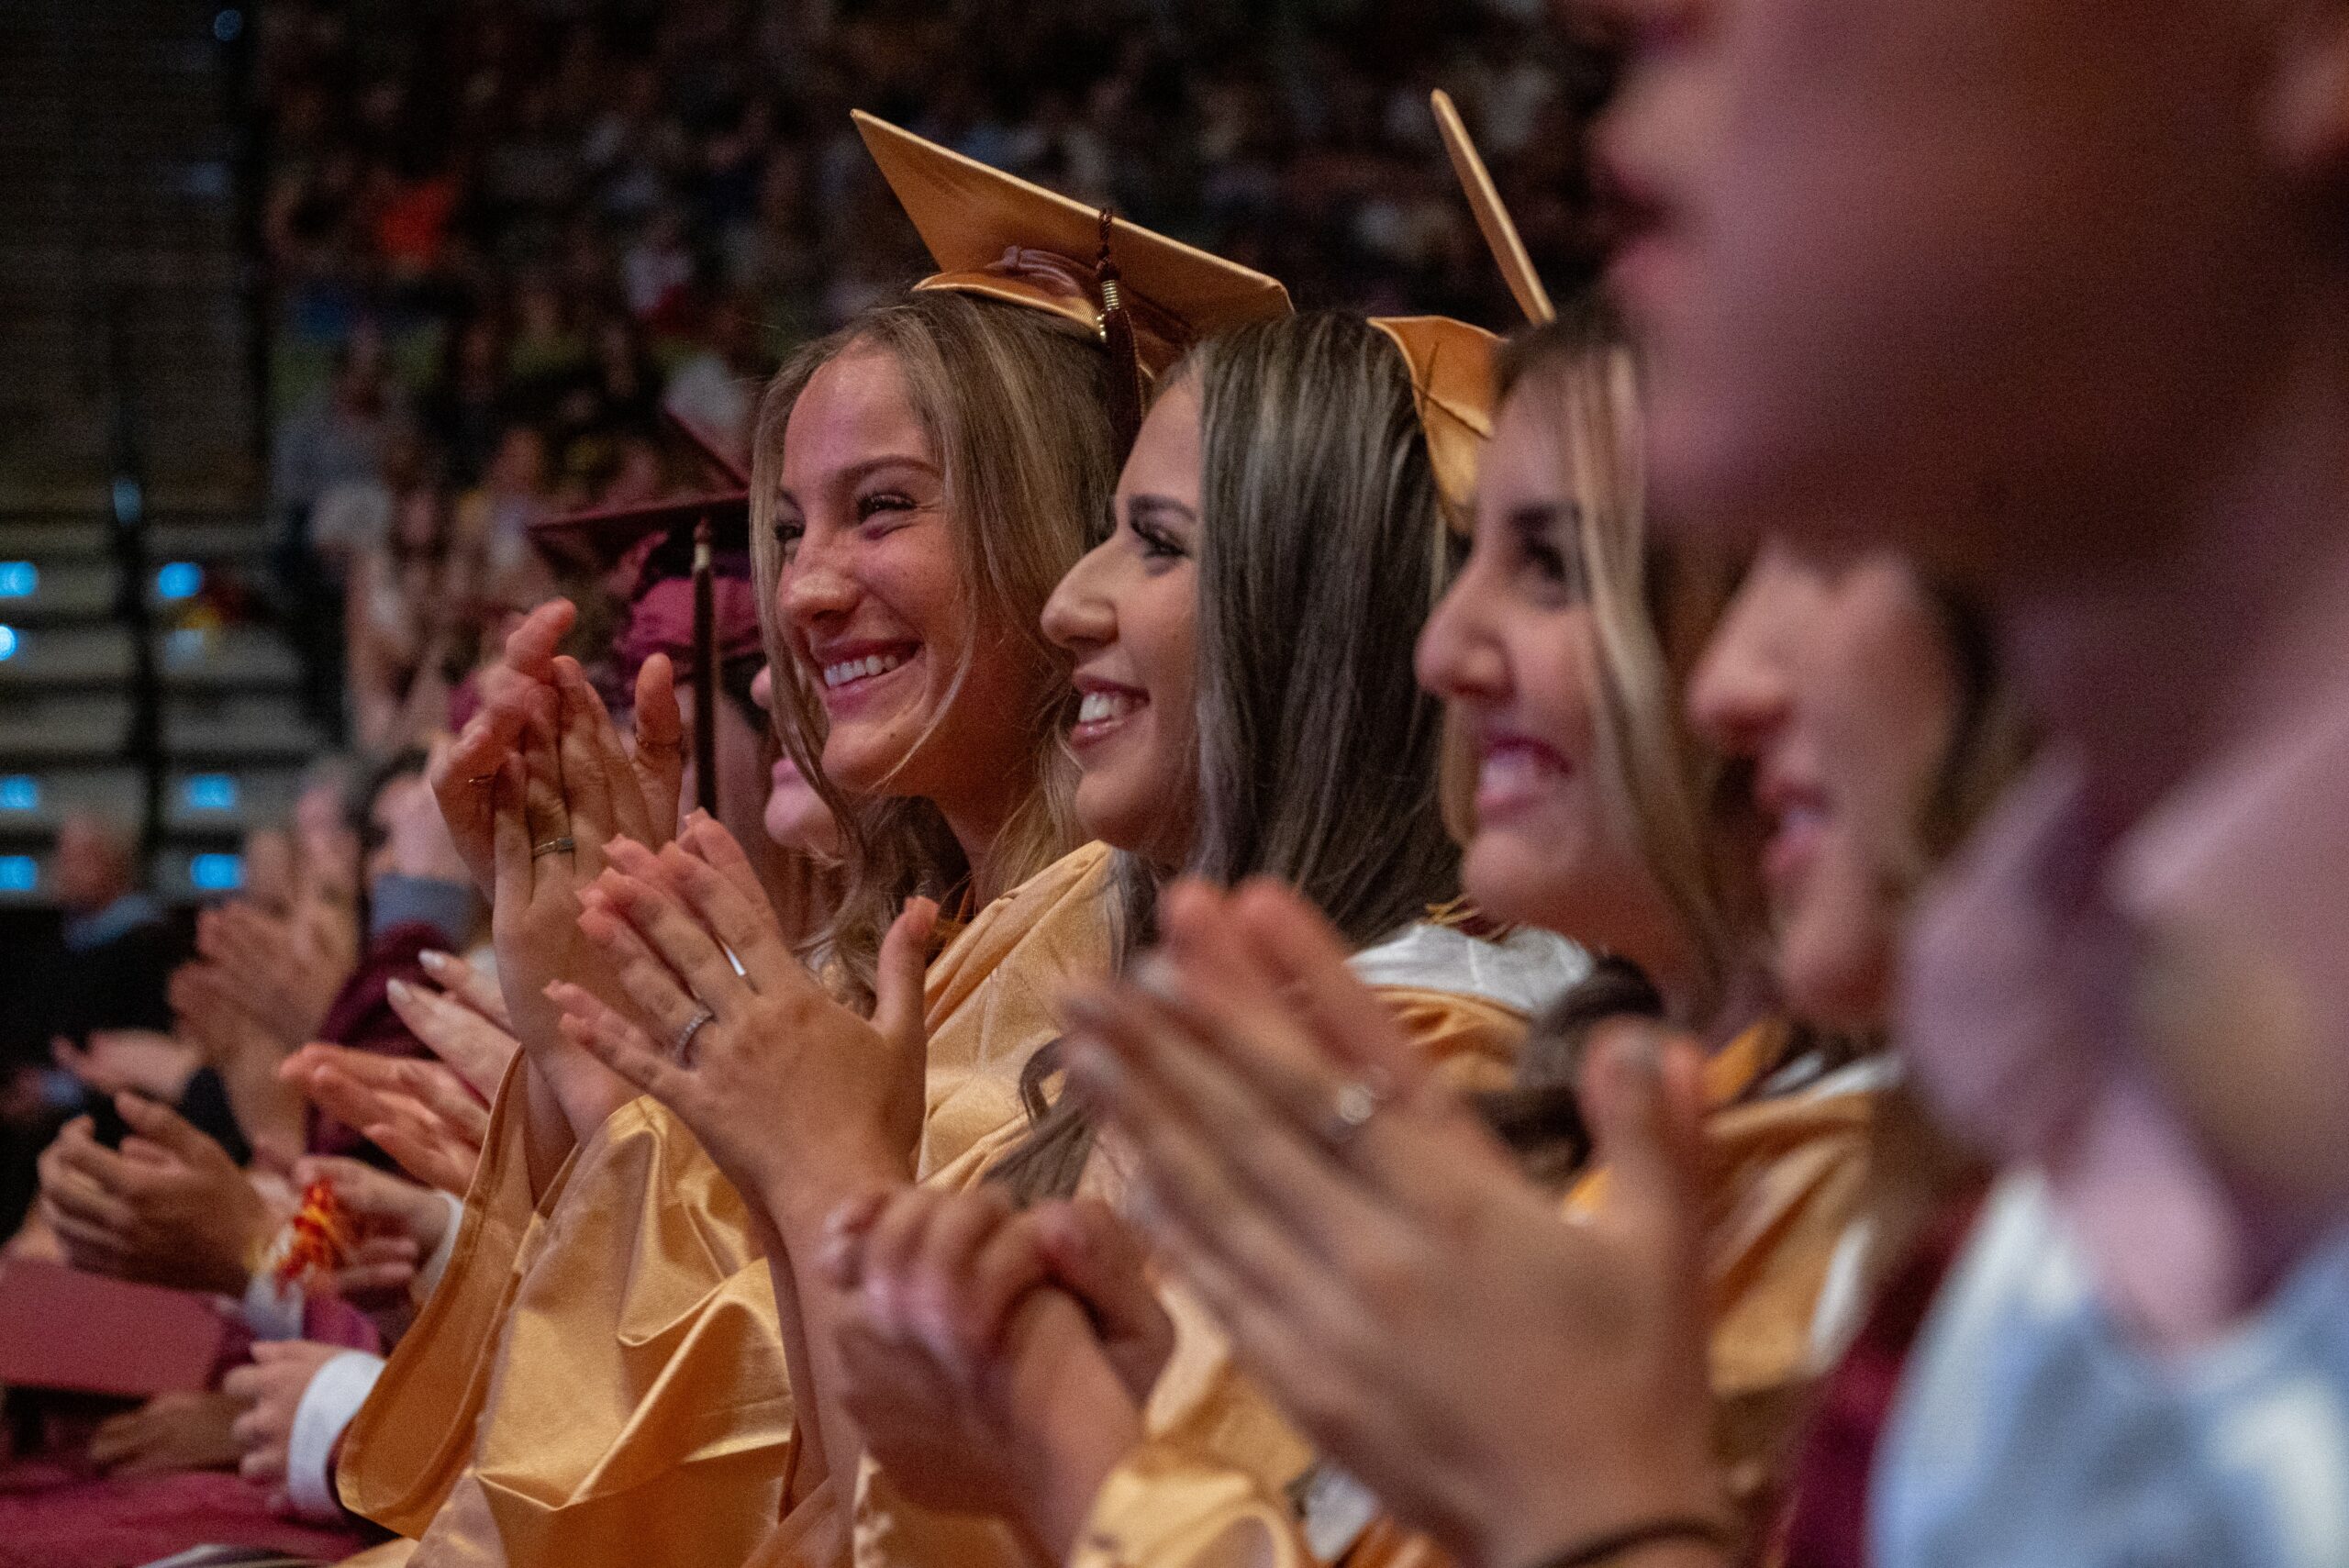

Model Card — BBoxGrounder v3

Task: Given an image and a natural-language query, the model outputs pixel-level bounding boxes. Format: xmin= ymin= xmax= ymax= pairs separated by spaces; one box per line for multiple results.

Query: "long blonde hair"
xmin=1497 ymin=306 xmax=1759 ymax=1043
xmin=747 ymin=292 xmax=1119 ymax=1006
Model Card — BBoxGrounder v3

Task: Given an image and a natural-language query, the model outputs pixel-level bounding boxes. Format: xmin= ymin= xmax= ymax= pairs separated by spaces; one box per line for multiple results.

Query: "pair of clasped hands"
xmin=435 ymin=603 xmax=1731 ymax=1568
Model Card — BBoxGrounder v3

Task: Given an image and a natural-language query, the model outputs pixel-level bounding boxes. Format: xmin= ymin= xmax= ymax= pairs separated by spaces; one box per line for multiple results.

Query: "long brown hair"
xmin=991 ymin=312 xmax=1464 ymax=1201
xmin=747 ymin=292 xmax=1119 ymax=1006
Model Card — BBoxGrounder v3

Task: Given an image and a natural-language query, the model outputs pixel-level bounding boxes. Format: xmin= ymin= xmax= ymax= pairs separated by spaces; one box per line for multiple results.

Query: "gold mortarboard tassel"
xmin=1094 ymin=209 xmax=1146 ymax=457
xmin=1432 ymin=89 xmax=1556 ymax=328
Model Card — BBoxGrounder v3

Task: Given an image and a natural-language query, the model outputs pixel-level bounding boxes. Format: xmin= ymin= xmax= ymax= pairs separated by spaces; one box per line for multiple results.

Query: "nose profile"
xmin=782 ymin=550 xmax=858 ymax=628
xmin=1687 ymin=568 xmax=1796 ymax=761
xmin=1417 ymin=571 xmax=1509 ymax=706
xmin=1041 ymin=538 xmax=1119 ymax=655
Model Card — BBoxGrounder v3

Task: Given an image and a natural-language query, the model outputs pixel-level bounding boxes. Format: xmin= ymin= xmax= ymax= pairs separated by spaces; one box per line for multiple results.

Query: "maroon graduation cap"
xmin=530 ymin=408 xmax=754 ymax=817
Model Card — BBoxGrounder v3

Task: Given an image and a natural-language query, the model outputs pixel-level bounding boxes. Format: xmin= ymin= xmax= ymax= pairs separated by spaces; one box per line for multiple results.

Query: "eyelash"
xmin=1515 ymin=523 xmax=1585 ymax=597
xmin=1131 ymin=518 xmax=1188 ymax=562
xmin=774 ymin=492 xmax=914 ymax=554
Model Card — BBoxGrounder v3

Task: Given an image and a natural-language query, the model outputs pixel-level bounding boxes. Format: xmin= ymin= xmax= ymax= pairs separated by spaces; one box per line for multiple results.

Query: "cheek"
xmin=1131 ymin=583 xmax=1198 ymax=711
xmin=875 ymin=544 xmax=976 ymax=665
xmin=1514 ymin=620 xmax=1603 ymax=768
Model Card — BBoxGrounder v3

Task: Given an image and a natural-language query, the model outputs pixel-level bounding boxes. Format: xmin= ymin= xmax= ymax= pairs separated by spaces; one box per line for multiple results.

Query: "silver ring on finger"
xmin=1315 ymin=1078 xmax=1388 ymax=1153
xmin=530 ymin=836 xmax=576 ymax=860
xmin=673 ymin=1006 xmax=717 ymax=1066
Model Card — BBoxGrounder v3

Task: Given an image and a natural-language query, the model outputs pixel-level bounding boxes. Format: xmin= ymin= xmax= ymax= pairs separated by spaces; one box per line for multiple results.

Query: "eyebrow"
xmin=777 ymin=452 xmax=938 ymax=509
xmin=1505 ymin=499 xmax=1577 ymax=534
xmin=1126 ymin=494 xmax=1198 ymax=528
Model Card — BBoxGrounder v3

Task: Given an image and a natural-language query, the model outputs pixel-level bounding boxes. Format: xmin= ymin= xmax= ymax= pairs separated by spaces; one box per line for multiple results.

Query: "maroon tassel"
xmin=691 ymin=514 xmax=718 ymax=817
xmin=1095 ymin=209 xmax=1144 ymax=458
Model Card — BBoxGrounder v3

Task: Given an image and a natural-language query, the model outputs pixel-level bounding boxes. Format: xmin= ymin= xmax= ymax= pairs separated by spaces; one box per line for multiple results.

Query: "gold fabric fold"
xmin=748 ymin=840 xmax=1120 ymax=1567
xmin=1070 ymin=1023 xmax=1882 ymax=1568
xmin=337 ymin=1054 xmax=793 ymax=1568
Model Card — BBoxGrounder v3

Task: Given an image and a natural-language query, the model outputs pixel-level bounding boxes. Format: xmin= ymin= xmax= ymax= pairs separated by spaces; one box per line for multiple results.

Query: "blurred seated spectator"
xmin=270 ymin=324 xmax=407 ymax=550
xmin=0 ymin=813 xmax=181 ymax=1237
xmin=348 ymin=485 xmax=472 ymax=759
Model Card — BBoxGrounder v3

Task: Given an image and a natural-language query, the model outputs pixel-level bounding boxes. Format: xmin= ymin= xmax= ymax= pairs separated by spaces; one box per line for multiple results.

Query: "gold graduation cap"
xmin=1371 ymin=316 xmax=1500 ymax=528
xmin=853 ymin=109 xmax=1292 ymax=449
xmin=530 ymin=408 xmax=754 ymax=816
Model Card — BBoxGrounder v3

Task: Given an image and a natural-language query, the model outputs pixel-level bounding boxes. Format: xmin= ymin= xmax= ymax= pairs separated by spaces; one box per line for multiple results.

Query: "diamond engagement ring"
xmin=1317 ymin=1078 xmax=1387 ymax=1151
xmin=674 ymin=1006 xmax=718 ymax=1065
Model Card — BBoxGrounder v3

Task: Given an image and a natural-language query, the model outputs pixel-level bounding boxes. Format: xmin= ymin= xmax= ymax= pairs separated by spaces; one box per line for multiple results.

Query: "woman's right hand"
xmin=386 ymin=967 xmax=518 ymax=1099
xmin=281 ymin=1040 xmax=489 ymax=1196
xmin=477 ymin=675 xmax=647 ymax=1140
xmin=548 ymin=818 xmax=937 ymax=1235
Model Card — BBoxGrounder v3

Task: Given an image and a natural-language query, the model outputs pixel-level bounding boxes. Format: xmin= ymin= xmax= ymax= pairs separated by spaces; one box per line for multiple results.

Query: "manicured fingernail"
xmin=1130 ymin=952 xmax=1180 ymax=1002
xmin=417 ymin=950 xmax=451 ymax=974
xmin=1065 ymin=1045 xmax=1119 ymax=1105
xmin=386 ymin=978 xmax=415 ymax=1006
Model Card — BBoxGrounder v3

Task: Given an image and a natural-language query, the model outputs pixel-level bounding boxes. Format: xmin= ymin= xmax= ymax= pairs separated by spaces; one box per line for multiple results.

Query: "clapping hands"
xmin=1062 ymin=880 xmax=1731 ymax=1568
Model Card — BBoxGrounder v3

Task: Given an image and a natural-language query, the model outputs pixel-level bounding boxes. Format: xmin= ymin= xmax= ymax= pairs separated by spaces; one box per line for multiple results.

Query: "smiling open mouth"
xmin=1076 ymin=690 xmax=1142 ymax=726
xmin=821 ymin=649 xmax=912 ymax=691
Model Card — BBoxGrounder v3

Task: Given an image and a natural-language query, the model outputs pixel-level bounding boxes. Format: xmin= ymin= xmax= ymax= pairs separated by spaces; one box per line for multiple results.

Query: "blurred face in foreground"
xmin=1589 ymin=0 xmax=2342 ymax=589
xmin=1689 ymin=544 xmax=1958 ymax=1029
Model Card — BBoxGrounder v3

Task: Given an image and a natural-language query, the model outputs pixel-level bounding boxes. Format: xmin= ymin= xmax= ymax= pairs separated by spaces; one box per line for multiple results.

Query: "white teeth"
xmin=821 ymin=651 xmax=910 ymax=690
xmin=1478 ymin=751 xmax=1553 ymax=794
xmin=1077 ymin=690 xmax=1141 ymax=726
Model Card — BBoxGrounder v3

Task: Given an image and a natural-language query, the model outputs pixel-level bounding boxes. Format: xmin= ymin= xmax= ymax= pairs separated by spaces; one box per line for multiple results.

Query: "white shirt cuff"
xmin=412 ymin=1189 xmax=466 ymax=1305
xmin=239 ymin=1267 xmax=306 ymax=1340
xmin=285 ymin=1351 xmax=386 ymax=1520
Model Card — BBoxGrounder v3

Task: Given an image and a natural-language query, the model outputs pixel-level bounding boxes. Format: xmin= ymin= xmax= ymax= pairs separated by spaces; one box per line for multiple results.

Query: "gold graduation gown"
xmin=338 ymin=840 xmax=1118 ymax=1568
xmin=1068 ymin=1026 xmax=1885 ymax=1568
xmin=834 ymin=926 xmax=1588 ymax=1568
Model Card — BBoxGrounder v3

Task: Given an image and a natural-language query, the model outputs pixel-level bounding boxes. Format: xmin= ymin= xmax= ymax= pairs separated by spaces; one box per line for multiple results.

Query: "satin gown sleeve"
xmin=334 ymin=1050 xmax=796 ymax=1568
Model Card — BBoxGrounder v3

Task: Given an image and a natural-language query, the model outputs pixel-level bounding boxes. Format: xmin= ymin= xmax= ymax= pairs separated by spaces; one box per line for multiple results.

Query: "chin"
xmin=820 ymin=729 xmax=907 ymax=798
xmin=1778 ymin=938 xmax=1891 ymax=1033
xmin=1461 ymin=831 xmax=1572 ymax=933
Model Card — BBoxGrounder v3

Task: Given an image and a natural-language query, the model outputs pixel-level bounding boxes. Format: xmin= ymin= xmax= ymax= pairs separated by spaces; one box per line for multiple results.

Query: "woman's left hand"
xmin=1063 ymin=879 xmax=1730 ymax=1568
xmin=551 ymin=814 xmax=937 ymax=1234
xmin=822 ymin=1185 xmax=1148 ymax=1561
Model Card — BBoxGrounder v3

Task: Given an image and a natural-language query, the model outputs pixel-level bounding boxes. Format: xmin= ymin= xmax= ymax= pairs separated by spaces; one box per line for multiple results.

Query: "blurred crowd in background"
xmin=6 ymin=0 xmax=1613 ymax=1264
xmin=258 ymin=0 xmax=1611 ymax=757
